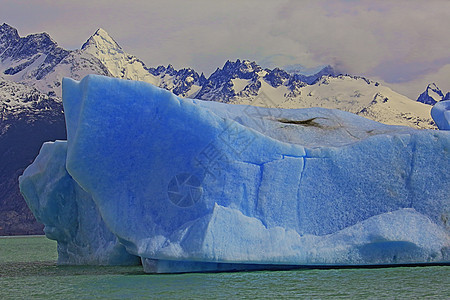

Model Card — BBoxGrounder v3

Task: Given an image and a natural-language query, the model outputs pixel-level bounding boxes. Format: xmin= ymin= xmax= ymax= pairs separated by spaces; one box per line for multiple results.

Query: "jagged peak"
xmin=425 ymin=83 xmax=444 ymax=98
xmin=0 ymin=24 xmax=57 ymax=48
xmin=1 ymin=23 xmax=17 ymax=31
xmin=416 ymin=83 xmax=444 ymax=105
xmin=94 ymin=28 xmax=109 ymax=37
xmin=425 ymin=82 xmax=443 ymax=93
xmin=81 ymin=28 xmax=122 ymax=51
xmin=221 ymin=59 xmax=262 ymax=74
xmin=0 ymin=23 xmax=19 ymax=40
xmin=24 ymin=31 xmax=57 ymax=44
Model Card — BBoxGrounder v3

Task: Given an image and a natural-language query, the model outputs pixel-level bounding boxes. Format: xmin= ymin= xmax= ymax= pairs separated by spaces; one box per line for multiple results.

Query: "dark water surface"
xmin=1 ymin=236 xmax=449 ymax=299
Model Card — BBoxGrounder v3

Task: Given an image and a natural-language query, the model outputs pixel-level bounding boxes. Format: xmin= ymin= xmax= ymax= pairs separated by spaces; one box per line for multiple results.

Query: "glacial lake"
xmin=0 ymin=236 xmax=449 ymax=299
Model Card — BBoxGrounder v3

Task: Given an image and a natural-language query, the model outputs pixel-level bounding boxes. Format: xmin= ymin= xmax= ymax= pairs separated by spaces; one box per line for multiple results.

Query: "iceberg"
xmin=20 ymin=75 xmax=450 ymax=273
xmin=431 ymin=100 xmax=450 ymax=130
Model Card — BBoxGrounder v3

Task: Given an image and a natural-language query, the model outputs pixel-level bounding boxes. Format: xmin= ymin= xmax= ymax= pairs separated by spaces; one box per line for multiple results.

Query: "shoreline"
xmin=0 ymin=234 xmax=46 ymax=238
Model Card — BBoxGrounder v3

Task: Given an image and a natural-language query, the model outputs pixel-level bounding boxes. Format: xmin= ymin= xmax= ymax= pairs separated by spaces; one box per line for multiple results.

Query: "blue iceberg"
xmin=20 ymin=75 xmax=449 ymax=273
xmin=431 ymin=100 xmax=450 ymax=130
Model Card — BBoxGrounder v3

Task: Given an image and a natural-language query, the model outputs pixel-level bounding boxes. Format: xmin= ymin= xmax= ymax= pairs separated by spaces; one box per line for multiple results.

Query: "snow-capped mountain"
xmin=231 ymin=74 xmax=434 ymax=129
xmin=0 ymin=23 xmax=435 ymax=129
xmin=195 ymin=59 xmax=266 ymax=101
xmin=0 ymin=24 xmax=207 ymax=99
xmin=416 ymin=83 xmax=449 ymax=106
xmin=0 ymin=23 xmax=109 ymax=97
xmin=147 ymin=64 xmax=206 ymax=98
xmin=0 ymin=23 xmax=440 ymax=235
xmin=81 ymin=28 xmax=154 ymax=83
xmin=0 ymin=78 xmax=62 ymax=132
xmin=191 ymin=60 xmax=433 ymax=129
xmin=0 ymin=23 xmax=69 ymax=81
xmin=417 ymin=83 xmax=445 ymax=105
xmin=194 ymin=60 xmax=334 ymax=102
xmin=0 ymin=78 xmax=65 ymax=235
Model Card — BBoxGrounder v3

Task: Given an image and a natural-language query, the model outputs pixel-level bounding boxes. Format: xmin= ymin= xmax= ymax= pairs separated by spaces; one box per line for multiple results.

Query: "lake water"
xmin=0 ymin=236 xmax=449 ymax=299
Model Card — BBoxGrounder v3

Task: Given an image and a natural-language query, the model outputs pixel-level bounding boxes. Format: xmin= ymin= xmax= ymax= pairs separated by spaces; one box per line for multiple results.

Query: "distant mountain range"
xmin=0 ymin=23 xmax=445 ymax=235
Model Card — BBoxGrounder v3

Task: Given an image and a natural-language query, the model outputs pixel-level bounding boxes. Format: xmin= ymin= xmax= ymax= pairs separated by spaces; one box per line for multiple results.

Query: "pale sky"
xmin=1 ymin=0 xmax=450 ymax=99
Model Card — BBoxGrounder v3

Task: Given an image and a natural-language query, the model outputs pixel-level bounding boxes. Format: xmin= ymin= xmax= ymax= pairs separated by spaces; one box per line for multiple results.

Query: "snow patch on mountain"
xmin=0 ymin=78 xmax=62 ymax=134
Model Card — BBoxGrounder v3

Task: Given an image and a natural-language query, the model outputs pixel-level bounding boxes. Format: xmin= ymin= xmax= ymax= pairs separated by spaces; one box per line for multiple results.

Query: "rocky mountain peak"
xmin=0 ymin=23 xmax=19 ymax=42
xmin=0 ymin=28 xmax=59 ymax=62
xmin=0 ymin=25 xmax=70 ymax=82
xmin=165 ymin=64 xmax=176 ymax=76
xmin=81 ymin=28 xmax=122 ymax=52
xmin=427 ymin=82 xmax=440 ymax=90
xmin=0 ymin=22 xmax=17 ymax=32
xmin=0 ymin=24 xmax=19 ymax=56
xmin=210 ymin=59 xmax=262 ymax=83
xmin=417 ymin=83 xmax=445 ymax=105
xmin=264 ymin=67 xmax=290 ymax=88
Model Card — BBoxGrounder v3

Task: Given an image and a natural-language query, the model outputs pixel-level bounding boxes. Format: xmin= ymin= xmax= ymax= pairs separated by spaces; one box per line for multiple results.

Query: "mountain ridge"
xmin=1 ymin=24 xmax=436 ymax=128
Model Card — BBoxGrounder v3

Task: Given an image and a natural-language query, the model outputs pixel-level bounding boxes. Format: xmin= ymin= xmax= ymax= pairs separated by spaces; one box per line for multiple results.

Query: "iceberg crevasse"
xmin=20 ymin=75 xmax=450 ymax=273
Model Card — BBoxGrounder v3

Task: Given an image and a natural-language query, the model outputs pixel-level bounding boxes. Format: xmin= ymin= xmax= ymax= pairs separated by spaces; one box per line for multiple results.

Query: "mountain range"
xmin=0 ymin=23 xmax=445 ymax=235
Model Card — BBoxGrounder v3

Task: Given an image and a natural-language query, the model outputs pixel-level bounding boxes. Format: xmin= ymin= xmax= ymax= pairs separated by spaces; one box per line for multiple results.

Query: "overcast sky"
xmin=1 ymin=0 xmax=449 ymax=98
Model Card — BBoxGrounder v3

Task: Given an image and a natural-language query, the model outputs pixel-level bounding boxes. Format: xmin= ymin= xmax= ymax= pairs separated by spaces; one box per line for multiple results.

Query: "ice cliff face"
xmin=19 ymin=141 xmax=139 ymax=265
xmin=19 ymin=75 xmax=450 ymax=273
xmin=431 ymin=100 xmax=450 ymax=130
